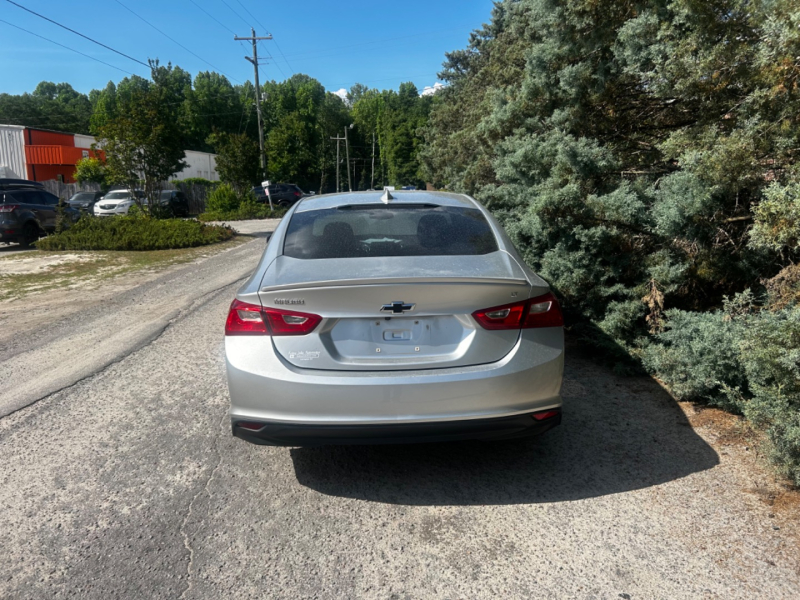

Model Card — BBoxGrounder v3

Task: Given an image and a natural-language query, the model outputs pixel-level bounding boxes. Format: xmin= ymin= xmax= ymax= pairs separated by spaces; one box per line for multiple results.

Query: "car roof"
xmin=0 ymin=178 xmax=45 ymax=191
xmin=293 ymin=190 xmax=476 ymax=213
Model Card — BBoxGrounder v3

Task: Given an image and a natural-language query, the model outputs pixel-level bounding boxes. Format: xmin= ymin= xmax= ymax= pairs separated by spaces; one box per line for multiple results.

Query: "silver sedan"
xmin=225 ymin=190 xmax=564 ymax=446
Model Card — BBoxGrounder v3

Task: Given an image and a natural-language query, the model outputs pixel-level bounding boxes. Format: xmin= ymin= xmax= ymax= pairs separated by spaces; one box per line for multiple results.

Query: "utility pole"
xmin=344 ymin=124 xmax=353 ymax=192
xmin=371 ymin=131 xmax=375 ymax=190
xmin=234 ymin=28 xmax=272 ymax=180
xmin=330 ymin=133 xmax=345 ymax=192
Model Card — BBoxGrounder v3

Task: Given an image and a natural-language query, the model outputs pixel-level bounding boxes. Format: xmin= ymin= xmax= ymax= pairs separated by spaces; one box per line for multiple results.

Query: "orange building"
xmin=0 ymin=125 xmax=104 ymax=183
xmin=23 ymin=128 xmax=104 ymax=183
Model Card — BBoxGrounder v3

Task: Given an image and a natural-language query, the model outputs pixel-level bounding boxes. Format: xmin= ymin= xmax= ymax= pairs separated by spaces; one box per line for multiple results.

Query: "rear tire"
xmin=20 ymin=222 xmax=40 ymax=248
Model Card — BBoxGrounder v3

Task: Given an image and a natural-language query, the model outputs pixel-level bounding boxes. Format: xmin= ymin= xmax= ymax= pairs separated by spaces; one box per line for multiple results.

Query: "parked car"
xmin=68 ymin=191 xmax=104 ymax=213
xmin=93 ymin=189 xmax=146 ymax=216
xmin=225 ymin=190 xmax=564 ymax=446
xmin=157 ymin=190 xmax=190 ymax=217
xmin=251 ymin=183 xmax=305 ymax=207
xmin=0 ymin=179 xmax=79 ymax=246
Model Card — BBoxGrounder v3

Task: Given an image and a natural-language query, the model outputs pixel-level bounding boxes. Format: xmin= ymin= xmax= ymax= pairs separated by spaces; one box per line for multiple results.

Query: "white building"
xmin=173 ymin=150 xmax=219 ymax=181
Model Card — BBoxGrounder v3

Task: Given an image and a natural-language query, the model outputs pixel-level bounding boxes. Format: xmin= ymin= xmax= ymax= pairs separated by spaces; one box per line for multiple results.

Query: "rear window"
xmin=283 ymin=204 xmax=498 ymax=259
xmin=71 ymin=192 xmax=96 ymax=201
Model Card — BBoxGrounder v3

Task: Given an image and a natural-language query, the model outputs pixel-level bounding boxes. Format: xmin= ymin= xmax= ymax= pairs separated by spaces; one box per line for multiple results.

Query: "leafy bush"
xmin=420 ymin=0 xmax=800 ymax=485
xmin=750 ymin=182 xmax=800 ymax=253
xmin=35 ymin=215 xmax=234 ymax=251
xmin=205 ymin=183 xmax=241 ymax=213
xmin=175 ymin=177 xmax=218 ymax=187
xmin=199 ymin=186 xmax=287 ymax=221
xmin=643 ymin=292 xmax=800 ymax=486
xmin=198 ymin=203 xmax=287 ymax=222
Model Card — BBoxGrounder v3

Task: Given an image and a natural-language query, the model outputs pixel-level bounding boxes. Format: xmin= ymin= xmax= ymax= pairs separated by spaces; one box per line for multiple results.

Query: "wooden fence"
xmin=39 ymin=180 xmax=214 ymax=215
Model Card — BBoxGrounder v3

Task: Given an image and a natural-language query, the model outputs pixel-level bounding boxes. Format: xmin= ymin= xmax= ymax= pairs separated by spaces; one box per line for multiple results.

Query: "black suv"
xmin=251 ymin=183 xmax=305 ymax=207
xmin=68 ymin=190 xmax=104 ymax=213
xmin=0 ymin=179 xmax=79 ymax=246
xmin=158 ymin=190 xmax=190 ymax=217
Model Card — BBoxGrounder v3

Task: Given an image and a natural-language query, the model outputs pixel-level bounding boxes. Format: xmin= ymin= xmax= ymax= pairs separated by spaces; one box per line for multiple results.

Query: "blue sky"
xmin=0 ymin=0 xmax=494 ymax=95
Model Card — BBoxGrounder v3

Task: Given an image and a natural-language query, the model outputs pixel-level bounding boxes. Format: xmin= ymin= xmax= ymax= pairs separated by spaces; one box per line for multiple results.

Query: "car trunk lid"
xmin=259 ymin=254 xmax=539 ymax=371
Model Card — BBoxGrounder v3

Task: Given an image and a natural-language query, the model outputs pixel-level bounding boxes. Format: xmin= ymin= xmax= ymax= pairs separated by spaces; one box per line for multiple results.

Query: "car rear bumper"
xmin=233 ymin=409 xmax=561 ymax=446
xmin=0 ymin=228 xmax=21 ymax=242
xmin=226 ymin=328 xmax=564 ymax=444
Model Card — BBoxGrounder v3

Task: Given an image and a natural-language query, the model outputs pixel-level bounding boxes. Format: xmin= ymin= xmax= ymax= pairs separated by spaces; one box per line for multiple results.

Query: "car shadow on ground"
xmin=0 ymin=242 xmax=30 ymax=254
xmin=289 ymin=353 xmax=719 ymax=506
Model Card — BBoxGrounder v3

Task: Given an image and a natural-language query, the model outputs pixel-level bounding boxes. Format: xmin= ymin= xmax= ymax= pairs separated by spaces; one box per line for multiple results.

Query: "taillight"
xmin=0 ymin=204 xmax=19 ymax=212
xmin=225 ymin=299 xmax=321 ymax=336
xmin=472 ymin=292 xmax=563 ymax=330
xmin=262 ymin=307 xmax=322 ymax=335
xmin=294 ymin=191 xmax=301 ymax=197
xmin=225 ymin=299 xmax=268 ymax=335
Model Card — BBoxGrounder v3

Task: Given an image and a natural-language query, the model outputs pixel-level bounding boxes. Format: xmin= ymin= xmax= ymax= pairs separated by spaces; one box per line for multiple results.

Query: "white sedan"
xmin=93 ymin=190 xmax=146 ymax=216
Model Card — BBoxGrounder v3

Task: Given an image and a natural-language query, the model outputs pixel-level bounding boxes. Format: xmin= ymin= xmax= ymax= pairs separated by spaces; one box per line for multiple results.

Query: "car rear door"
xmin=33 ymin=191 xmax=60 ymax=230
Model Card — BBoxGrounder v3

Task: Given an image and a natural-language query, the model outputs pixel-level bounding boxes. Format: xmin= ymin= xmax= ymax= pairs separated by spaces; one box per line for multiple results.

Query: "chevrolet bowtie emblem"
xmin=380 ymin=301 xmax=415 ymax=314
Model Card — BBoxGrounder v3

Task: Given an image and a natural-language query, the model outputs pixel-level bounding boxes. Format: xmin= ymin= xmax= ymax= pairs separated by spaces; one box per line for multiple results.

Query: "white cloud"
xmin=421 ymin=82 xmax=445 ymax=96
xmin=333 ymin=88 xmax=348 ymax=101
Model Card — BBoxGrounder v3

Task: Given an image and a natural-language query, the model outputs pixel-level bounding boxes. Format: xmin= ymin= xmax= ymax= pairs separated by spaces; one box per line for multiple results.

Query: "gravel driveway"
xmin=0 ymin=224 xmax=797 ymax=599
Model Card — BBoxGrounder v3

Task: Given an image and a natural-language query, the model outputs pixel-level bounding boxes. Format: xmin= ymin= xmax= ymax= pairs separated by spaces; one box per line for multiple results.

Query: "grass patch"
xmin=0 ymin=236 xmax=250 ymax=302
xmin=35 ymin=216 xmax=235 ymax=251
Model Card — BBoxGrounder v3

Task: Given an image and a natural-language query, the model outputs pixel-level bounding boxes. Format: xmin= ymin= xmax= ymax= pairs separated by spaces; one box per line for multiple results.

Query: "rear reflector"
xmin=225 ymin=298 xmax=321 ymax=336
xmin=472 ymin=292 xmax=563 ymax=330
xmin=237 ymin=421 xmax=263 ymax=431
xmin=532 ymin=409 xmax=561 ymax=421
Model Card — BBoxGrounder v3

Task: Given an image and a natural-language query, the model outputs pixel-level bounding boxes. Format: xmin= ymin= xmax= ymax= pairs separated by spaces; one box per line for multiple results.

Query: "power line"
xmin=186 ymin=0 xmax=236 ymax=35
xmin=234 ymin=0 xmax=265 ymax=30
xmin=277 ymin=27 xmax=474 ymax=62
xmin=113 ymin=0 xmax=242 ymax=83
xmin=271 ymin=39 xmax=295 ymax=75
xmin=258 ymin=40 xmax=286 ymax=80
xmin=219 ymin=0 xmax=250 ymax=28
xmin=4 ymin=0 xmax=149 ymax=68
xmin=0 ymin=18 xmax=133 ymax=75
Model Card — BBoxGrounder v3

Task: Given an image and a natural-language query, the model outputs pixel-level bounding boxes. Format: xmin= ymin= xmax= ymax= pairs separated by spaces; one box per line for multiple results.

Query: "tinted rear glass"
xmin=283 ymin=205 xmax=498 ymax=259
xmin=71 ymin=192 xmax=96 ymax=201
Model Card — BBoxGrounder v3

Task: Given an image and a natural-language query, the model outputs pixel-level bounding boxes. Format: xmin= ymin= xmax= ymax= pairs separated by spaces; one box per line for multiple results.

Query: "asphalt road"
xmin=1 ymin=231 xmax=798 ymax=599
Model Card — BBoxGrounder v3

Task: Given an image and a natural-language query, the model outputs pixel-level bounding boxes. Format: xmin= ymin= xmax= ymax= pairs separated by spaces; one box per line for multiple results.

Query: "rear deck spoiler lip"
xmin=260 ymin=276 xmax=531 ymax=293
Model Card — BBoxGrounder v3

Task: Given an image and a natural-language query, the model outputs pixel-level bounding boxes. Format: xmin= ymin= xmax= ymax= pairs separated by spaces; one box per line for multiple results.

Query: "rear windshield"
xmin=71 ymin=192 xmax=96 ymax=201
xmin=283 ymin=204 xmax=498 ymax=259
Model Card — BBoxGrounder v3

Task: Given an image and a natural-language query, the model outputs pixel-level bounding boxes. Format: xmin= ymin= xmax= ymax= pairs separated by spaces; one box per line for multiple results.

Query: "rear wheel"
xmin=20 ymin=222 xmax=40 ymax=248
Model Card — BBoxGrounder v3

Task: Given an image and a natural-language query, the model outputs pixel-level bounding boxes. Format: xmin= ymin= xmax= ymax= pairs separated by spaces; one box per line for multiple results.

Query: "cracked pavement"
xmin=1 ymin=224 xmax=798 ymax=599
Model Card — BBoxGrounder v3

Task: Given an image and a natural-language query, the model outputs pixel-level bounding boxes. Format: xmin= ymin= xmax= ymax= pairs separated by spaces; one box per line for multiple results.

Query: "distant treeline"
xmin=0 ymin=72 xmax=434 ymax=193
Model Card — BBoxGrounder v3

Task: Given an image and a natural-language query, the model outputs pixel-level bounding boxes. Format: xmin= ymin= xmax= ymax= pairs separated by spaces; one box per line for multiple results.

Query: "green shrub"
xmin=750 ymin=182 xmax=800 ymax=253
xmin=643 ymin=293 xmax=800 ymax=486
xmin=205 ymin=183 xmax=241 ymax=213
xmin=175 ymin=177 xmax=218 ymax=187
xmin=198 ymin=191 xmax=287 ymax=222
xmin=737 ymin=309 xmax=800 ymax=486
xmin=35 ymin=215 xmax=234 ymax=251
